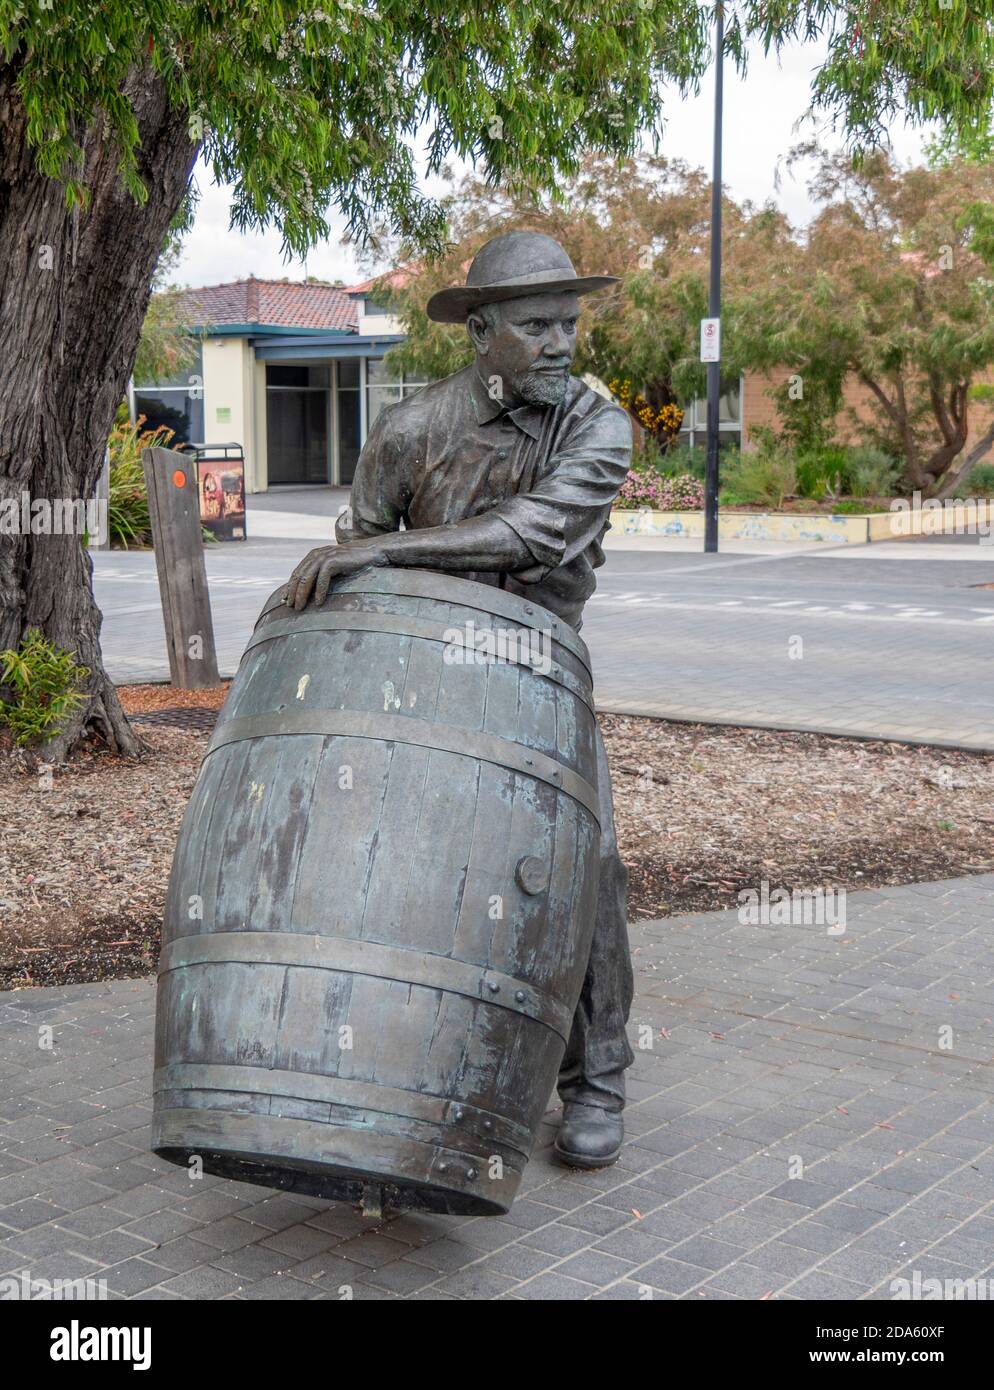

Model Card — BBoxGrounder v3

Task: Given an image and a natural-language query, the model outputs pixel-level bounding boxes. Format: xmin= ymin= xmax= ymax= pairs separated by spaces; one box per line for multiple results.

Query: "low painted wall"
xmin=612 ymin=509 xmax=867 ymax=544
xmin=613 ymin=500 xmax=994 ymax=545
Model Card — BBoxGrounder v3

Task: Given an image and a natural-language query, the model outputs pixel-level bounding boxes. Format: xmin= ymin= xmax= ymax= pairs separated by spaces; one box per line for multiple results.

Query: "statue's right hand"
xmin=284 ymin=541 xmax=388 ymax=610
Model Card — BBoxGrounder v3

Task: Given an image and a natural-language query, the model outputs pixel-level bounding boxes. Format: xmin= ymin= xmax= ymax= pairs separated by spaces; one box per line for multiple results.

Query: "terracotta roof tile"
xmin=178 ymin=277 xmax=358 ymax=332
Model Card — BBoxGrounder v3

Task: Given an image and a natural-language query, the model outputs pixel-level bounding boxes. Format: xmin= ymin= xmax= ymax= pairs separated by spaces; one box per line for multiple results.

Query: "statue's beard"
xmin=515 ymin=364 xmax=570 ymax=407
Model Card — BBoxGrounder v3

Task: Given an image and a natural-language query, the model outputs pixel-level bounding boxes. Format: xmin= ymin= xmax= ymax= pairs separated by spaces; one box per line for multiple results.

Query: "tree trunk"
xmin=0 ymin=61 xmax=198 ymax=759
xmin=921 ymin=377 xmax=969 ymax=497
xmin=858 ymin=371 xmax=923 ymax=489
xmin=935 ymin=415 xmax=994 ymax=499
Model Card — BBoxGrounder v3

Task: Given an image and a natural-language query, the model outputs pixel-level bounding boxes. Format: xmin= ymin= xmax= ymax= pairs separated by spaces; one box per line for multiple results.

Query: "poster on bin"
xmin=197 ymin=453 xmax=246 ymax=540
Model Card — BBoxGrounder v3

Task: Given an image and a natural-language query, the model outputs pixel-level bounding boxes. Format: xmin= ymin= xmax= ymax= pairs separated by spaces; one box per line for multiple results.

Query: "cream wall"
xmin=202 ymin=337 xmax=266 ymax=492
xmin=252 ymin=357 xmax=268 ymax=493
xmin=356 ymin=306 xmax=404 ymax=336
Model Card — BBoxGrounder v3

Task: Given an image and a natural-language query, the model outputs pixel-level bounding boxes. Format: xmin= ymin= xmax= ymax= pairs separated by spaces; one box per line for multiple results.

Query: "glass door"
xmin=336 ymin=360 xmax=362 ymax=485
xmin=265 ymin=364 xmax=330 ymax=483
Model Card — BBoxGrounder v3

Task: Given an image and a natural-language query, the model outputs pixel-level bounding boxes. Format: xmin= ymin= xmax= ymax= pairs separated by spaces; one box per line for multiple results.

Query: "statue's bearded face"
xmin=467 ymin=292 xmax=580 ymax=408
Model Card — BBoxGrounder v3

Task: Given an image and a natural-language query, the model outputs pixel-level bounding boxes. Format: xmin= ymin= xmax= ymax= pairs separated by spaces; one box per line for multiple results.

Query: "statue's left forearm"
xmin=374 ymin=513 xmax=533 ymax=573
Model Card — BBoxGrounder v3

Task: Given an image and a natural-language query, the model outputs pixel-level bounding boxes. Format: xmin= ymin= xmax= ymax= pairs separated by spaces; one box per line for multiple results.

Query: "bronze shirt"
xmin=338 ymin=364 xmax=633 ymax=631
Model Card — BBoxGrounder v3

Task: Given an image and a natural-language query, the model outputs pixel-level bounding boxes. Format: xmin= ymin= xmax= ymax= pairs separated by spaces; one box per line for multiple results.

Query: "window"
xmin=679 ymin=377 xmax=742 ymax=447
xmin=365 ymin=359 xmax=428 ymax=430
xmin=133 ymin=343 xmax=205 ymax=445
xmin=267 ymin=364 xmax=330 ymax=389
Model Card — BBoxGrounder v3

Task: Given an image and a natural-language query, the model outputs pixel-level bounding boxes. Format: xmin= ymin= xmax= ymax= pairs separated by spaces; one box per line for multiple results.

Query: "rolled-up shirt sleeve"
xmin=490 ymin=401 xmax=632 ymax=581
xmin=335 ymin=406 xmax=408 ymax=544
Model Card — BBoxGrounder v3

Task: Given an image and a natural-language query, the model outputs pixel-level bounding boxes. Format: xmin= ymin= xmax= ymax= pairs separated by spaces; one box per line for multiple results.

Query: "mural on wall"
xmin=613 ymin=509 xmax=868 ymax=544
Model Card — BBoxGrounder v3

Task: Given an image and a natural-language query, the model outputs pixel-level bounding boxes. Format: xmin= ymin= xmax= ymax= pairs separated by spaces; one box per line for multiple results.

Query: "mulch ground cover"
xmin=1 ymin=686 xmax=991 ymax=989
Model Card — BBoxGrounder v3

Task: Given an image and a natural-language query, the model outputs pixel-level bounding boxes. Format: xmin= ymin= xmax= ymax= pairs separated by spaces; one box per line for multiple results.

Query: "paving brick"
xmin=786 ymin=1270 xmax=868 ymax=1299
xmin=187 ymin=1216 xmax=268 ymax=1252
xmin=512 ymin=1271 xmax=599 ymax=1300
xmin=359 ymin=1258 xmax=444 ymax=1295
xmin=555 ymin=1250 xmax=635 ymax=1285
xmin=103 ymin=1258 xmax=173 ymax=1296
xmin=635 ymin=1256 xmax=711 ymax=1295
xmin=158 ymin=1265 xmax=248 ymax=1298
xmin=428 ymin=1266 xmax=520 ymax=1299
xmin=519 ymin=1224 xmax=598 ymax=1258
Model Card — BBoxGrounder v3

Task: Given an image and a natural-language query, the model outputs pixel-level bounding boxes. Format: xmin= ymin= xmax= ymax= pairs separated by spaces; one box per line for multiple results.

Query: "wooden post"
xmin=142 ymin=445 xmax=221 ymax=688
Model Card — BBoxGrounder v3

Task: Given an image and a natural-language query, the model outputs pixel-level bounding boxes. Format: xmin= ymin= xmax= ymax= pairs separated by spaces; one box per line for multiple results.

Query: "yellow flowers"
xmin=608 ymin=379 xmax=684 ymax=443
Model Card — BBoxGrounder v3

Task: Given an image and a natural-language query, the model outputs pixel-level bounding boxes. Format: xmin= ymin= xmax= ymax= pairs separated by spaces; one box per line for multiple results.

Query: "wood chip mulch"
xmin=0 ymin=687 xmax=991 ymax=989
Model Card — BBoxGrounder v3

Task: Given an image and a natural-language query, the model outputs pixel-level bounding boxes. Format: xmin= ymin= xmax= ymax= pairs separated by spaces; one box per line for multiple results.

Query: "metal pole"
xmin=704 ymin=2 xmax=724 ymax=553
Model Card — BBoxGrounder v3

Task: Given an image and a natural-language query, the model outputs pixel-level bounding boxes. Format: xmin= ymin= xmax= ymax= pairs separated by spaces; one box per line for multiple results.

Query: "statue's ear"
xmin=466 ymin=309 xmax=489 ymax=355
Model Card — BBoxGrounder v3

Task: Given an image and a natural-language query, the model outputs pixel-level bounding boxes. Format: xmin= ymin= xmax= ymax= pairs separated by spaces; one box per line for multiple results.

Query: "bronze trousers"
xmin=556 ymin=720 xmax=634 ymax=1113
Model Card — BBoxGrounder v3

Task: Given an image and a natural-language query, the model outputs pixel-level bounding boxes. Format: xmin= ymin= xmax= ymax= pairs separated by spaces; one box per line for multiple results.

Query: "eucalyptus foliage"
xmin=3 ymin=2 xmax=992 ymax=260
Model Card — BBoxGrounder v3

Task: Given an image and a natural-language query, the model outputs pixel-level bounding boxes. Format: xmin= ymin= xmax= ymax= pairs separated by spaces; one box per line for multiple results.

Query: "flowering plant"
xmin=615 ymin=470 xmax=704 ymax=511
xmin=608 ymin=379 xmax=684 ymax=447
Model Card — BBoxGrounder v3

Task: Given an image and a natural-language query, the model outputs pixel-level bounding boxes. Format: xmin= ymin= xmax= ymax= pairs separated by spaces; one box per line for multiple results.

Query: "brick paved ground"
xmin=1 ymin=874 xmax=992 ymax=1301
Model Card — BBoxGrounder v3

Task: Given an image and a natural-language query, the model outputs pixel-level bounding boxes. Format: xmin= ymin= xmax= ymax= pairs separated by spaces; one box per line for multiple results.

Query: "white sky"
xmin=174 ymin=36 xmax=934 ymax=291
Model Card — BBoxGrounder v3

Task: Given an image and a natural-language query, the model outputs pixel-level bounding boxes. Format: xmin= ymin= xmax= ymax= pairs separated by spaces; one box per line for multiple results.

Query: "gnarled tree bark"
xmin=0 ymin=60 xmax=198 ymax=759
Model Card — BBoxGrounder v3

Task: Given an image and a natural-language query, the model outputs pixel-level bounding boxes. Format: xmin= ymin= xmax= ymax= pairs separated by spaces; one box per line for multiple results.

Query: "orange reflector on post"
xmin=171 ymin=469 xmax=186 ymax=488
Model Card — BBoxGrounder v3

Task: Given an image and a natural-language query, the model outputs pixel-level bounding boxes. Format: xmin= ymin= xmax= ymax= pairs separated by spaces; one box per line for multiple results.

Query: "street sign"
xmin=700 ymin=317 xmax=721 ymax=362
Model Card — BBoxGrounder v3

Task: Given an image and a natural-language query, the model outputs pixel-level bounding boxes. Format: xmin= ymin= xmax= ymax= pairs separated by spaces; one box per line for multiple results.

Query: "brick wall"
xmin=741 ymin=368 xmax=994 ymax=457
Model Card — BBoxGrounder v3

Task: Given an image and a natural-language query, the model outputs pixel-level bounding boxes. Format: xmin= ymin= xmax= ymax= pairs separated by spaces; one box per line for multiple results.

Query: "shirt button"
xmin=496 ymin=449 xmax=508 ymax=461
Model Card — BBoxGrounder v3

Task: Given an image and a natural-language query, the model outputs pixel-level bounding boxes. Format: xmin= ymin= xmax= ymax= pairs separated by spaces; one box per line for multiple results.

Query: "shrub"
xmin=658 ymin=441 xmax=707 ymax=480
xmin=965 ymin=462 xmax=994 ymax=496
xmin=795 ymin=448 xmax=843 ymax=499
xmin=794 ymin=454 xmax=831 ymax=501
xmin=846 ymin=446 xmax=902 ymax=499
xmin=0 ymin=628 xmax=89 ymax=748
xmin=609 ymin=380 xmax=684 ymax=451
xmin=107 ymin=415 xmax=177 ymax=549
xmin=721 ymin=445 xmax=797 ymax=509
xmin=616 ymin=470 xmax=704 ymax=511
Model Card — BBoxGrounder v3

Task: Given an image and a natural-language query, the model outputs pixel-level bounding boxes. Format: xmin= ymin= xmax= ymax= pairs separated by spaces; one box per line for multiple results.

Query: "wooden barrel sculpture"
xmin=152 ymin=568 xmax=601 ymax=1215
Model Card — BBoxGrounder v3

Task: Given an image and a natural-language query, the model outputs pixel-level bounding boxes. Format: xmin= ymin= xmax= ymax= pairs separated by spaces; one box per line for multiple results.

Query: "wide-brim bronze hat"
xmin=426 ymin=230 xmax=618 ymax=324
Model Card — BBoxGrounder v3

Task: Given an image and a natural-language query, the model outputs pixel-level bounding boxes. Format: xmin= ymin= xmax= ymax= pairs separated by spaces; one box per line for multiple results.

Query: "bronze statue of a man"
xmin=286 ymin=230 xmax=634 ymax=1167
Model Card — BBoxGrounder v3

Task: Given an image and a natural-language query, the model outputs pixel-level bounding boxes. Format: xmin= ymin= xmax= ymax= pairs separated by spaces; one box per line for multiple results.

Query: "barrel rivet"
xmin=483 ymin=1119 xmax=493 ymax=1132
xmin=514 ymin=989 xmax=526 ymax=1003
xmin=524 ymin=606 xmax=534 ymax=615
xmin=466 ymin=1167 xmax=478 ymax=1181
xmin=438 ymin=1162 xmax=448 ymax=1173
xmin=453 ymin=1107 xmax=465 ymax=1121
xmin=487 ymin=980 xmax=500 ymax=993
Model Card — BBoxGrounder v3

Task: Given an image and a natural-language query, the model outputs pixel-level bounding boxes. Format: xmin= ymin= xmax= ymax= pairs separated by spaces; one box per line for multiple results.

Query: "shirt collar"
xmin=468 ymin=366 xmax=544 ymax=441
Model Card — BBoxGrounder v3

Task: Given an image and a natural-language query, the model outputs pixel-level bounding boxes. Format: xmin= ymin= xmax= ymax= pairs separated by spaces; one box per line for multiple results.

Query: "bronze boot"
xmin=554 ymin=1102 xmax=624 ymax=1169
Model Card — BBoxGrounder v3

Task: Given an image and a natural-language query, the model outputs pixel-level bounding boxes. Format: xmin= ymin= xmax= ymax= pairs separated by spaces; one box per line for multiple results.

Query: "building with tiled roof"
xmin=134 ymin=276 xmax=414 ymax=491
